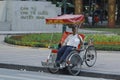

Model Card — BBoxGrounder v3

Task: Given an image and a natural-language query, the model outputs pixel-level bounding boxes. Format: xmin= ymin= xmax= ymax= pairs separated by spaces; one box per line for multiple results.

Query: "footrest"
xmin=41 ymin=61 xmax=54 ymax=68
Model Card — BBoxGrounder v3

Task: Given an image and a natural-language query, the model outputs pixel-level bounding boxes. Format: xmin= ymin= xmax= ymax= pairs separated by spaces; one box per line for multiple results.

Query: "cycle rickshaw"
xmin=41 ymin=14 xmax=97 ymax=76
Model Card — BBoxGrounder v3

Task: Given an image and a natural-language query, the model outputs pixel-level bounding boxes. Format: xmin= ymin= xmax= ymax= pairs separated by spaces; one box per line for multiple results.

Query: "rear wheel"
xmin=47 ymin=67 xmax=59 ymax=74
xmin=47 ymin=53 xmax=59 ymax=74
xmin=85 ymin=46 xmax=97 ymax=67
xmin=66 ymin=51 xmax=82 ymax=76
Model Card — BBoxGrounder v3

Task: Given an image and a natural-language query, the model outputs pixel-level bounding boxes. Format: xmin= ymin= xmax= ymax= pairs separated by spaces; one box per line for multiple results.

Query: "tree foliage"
xmin=47 ymin=0 xmax=120 ymax=26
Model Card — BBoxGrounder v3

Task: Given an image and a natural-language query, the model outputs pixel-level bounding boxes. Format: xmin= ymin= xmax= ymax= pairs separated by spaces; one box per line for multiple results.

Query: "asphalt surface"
xmin=0 ymin=35 xmax=120 ymax=79
xmin=0 ymin=68 xmax=113 ymax=80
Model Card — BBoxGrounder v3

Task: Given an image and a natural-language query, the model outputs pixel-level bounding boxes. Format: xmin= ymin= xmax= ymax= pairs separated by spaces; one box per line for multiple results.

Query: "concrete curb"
xmin=0 ymin=63 xmax=120 ymax=79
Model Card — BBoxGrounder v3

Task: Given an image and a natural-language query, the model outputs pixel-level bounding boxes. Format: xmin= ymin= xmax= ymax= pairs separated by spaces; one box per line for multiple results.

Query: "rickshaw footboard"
xmin=41 ymin=61 xmax=55 ymax=68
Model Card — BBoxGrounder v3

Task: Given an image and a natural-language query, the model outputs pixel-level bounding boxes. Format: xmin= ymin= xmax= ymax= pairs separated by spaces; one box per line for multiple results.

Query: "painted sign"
xmin=10 ymin=1 xmax=62 ymax=31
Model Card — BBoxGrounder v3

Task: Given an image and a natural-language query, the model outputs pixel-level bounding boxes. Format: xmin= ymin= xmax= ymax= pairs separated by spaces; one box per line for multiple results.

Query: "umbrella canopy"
xmin=46 ymin=14 xmax=85 ymax=24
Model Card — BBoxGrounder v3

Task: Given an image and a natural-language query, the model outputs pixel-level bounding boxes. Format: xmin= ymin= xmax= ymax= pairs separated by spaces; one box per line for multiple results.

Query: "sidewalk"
xmin=0 ymin=35 xmax=120 ymax=79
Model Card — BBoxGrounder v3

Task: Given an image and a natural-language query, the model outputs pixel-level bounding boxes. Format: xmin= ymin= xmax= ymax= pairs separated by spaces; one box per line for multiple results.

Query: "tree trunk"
xmin=116 ymin=0 xmax=120 ymax=25
xmin=75 ymin=0 xmax=83 ymax=14
xmin=108 ymin=0 xmax=116 ymax=28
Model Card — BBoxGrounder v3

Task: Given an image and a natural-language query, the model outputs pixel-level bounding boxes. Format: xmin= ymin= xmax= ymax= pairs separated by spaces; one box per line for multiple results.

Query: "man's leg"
xmin=55 ymin=46 xmax=67 ymax=62
xmin=60 ymin=46 xmax=73 ymax=63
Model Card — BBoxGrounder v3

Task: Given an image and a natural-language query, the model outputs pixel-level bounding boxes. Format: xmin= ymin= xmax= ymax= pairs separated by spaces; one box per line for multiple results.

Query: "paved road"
xmin=0 ymin=35 xmax=49 ymax=67
xmin=0 ymin=35 xmax=120 ymax=79
xmin=0 ymin=68 xmax=113 ymax=80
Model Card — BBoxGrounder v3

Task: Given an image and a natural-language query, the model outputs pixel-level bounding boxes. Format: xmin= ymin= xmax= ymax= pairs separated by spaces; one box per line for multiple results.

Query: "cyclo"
xmin=41 ymin=14 xmax=97 ymax=76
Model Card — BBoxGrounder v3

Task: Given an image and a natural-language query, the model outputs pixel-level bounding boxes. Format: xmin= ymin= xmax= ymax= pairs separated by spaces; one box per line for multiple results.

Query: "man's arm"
xmin=78 ymin=35 xmax=84 ymax=44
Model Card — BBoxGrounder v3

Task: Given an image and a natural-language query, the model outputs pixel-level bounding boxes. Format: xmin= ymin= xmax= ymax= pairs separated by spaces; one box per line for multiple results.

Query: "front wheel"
xmin=67 ymin=51 xmax=82 ymax=76
xmin=85 ymin=46 xmax=97 ymax=67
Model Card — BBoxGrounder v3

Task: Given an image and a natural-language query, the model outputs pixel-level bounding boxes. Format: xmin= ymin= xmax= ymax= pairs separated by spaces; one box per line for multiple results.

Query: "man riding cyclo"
xmin=42 ymin=14 xmax=97 ymax=76
xmin=55 ymin=25 xmax=84 ymax=67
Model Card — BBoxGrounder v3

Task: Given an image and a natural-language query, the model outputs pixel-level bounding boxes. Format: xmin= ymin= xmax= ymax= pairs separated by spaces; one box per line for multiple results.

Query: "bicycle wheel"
xmin=85 ymin=46 xmax=97 ymax=67
xmin=47 ymin=53 xmax=59 ymax=74
xmin=67 ymin=51 xmax=82 ymax=76
xmin=47 ymin=67 xmax=59 ymax=74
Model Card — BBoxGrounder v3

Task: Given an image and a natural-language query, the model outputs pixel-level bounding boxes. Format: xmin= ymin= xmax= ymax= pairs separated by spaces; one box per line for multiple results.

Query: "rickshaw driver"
xmin=55 ymin=25 xmax=83 ymax=67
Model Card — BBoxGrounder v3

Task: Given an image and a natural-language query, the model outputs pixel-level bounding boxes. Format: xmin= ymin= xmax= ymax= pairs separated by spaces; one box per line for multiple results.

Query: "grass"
xmin=88 ymin=34 xmax=120 ymax=51
xmin=4 ymin=33 xmax=62 ymax=48
xmin=4 ymin=31 xmax=120 ymax=51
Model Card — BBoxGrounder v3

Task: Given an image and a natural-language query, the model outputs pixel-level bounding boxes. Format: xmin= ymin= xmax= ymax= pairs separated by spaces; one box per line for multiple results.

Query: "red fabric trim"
xmin=46 ymin=14 xmax=85 ymax=24
xmin=51 ymin=49 xmax=58 ymax=53
xmin=60 ymin=32 xmax=72 ymax=44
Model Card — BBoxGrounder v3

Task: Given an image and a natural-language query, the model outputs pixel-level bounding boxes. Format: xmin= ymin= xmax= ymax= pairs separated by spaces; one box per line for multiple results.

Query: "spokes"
xmin=86 ymin=50 xmax=95 ymax=61
xmin=68 ymin=61 xmax=81 ymax=75
xmin=85 ymin=46 xmax=97 ymax=67
xmin=67 ymin=53 xmax=82 ymax=76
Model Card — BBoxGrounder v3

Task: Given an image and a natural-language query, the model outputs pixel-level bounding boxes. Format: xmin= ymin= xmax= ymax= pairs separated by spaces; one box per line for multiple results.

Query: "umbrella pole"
xmin=48 ymin=32 xmax=54 ymax=49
